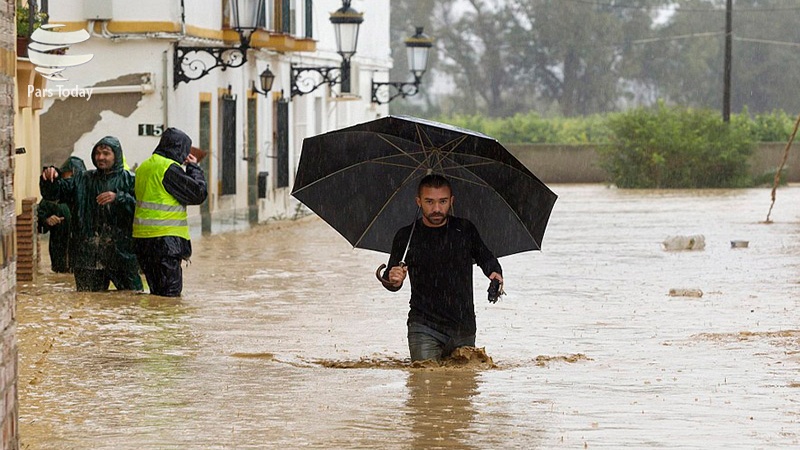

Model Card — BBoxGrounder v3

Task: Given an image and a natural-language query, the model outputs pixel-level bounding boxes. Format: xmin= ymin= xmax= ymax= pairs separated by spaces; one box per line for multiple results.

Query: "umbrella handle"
xmin=375 ymin=263 xmax=402 ymax=289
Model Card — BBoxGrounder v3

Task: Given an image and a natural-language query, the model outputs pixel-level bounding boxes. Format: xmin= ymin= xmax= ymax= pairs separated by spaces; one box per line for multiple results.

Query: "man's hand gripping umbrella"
xmin=375 ymin=207 xmax=418 ymax=290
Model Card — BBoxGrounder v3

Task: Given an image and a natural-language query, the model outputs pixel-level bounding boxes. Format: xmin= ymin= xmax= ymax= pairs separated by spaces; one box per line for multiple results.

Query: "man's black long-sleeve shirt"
xmin=384 ymin=216 xmax=502 ymax=338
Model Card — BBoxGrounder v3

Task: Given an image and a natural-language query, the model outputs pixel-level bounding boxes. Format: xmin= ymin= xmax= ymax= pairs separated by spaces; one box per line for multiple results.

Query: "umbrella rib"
xmin=294 ymin=136 xmax=425 ymax=194
xmin=351 ymin=167 xmax=426 ymax=249
xmin=376 ymin=135 xmax=425 ymax=163
xmin=414 ymin=124 xmax=436 ymax=149
xmin=435 ymin=151 xmax=546 ymax=249
xmin=353 ymin=135 xmax=474 ymax=248
xmin=295 ymin=151 xmax=462 ymax=194
xmin=296 ymin=123 xmax=552 ymax=253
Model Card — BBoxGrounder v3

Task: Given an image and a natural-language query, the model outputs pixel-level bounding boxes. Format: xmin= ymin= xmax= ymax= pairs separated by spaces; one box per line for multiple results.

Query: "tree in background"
xmin=389 ymin=0 xmax=539 ymax=117
xmin=513 ymin=0 xmax=662 ymax=116
xmin=390 ymin=0 xmax=800 ymax=118
xmin=642 ymin=0 xmax=800 ymax=115
xmin=433 ymin=0 xmax=540 ymax=117
xmin=390 ymin=0 xmax=666 ymax=117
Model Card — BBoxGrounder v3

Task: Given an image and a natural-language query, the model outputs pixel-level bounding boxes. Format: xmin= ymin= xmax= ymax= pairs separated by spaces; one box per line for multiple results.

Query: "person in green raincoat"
xmin=37 ymin=156 xmax=87 ymax=273
xmin=40 ymin=137 xmax=143 ymax=292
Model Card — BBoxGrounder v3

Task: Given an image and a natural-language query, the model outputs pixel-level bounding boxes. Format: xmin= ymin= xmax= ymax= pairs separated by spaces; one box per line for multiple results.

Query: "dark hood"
xmin=91 ymin=136 xmax=125 ymax=172
xmin=153 ymin=127 xmax=192 ymax=163
xmin=60 ymin=156 xmax=86 ymax=174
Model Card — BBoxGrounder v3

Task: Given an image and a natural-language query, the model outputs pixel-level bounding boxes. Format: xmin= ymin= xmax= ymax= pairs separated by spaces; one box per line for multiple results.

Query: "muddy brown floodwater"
xmin=17 ymin=184 xmax=800 ymax=449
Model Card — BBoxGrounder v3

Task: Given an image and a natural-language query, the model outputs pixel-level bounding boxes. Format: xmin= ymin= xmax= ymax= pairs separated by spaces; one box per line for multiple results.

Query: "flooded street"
xmin=18 ymin=184 xmax=800 ymax=449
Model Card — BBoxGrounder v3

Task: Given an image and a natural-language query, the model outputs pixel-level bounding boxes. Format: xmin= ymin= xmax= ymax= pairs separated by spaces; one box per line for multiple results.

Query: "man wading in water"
xmin=380 ymin=174 xmax=503 ymax=362
xmin=40 ymin=137 xmax=142 ymax=291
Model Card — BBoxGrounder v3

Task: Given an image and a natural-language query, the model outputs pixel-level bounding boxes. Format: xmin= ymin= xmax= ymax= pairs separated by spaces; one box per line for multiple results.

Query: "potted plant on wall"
xmin=16 ymin=1 xmax=47 ymax=57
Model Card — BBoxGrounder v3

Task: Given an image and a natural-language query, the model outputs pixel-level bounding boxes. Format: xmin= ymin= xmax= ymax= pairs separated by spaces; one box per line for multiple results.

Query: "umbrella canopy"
xmin=291 ymin=115 xmax=557 ymax=258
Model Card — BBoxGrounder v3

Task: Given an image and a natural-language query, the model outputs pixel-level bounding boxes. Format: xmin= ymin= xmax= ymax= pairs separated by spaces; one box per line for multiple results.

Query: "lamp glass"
xmin=407 ymin=46 xmax=430 ymax=79
xmin=405 ymin=27 xmax=433 ymax=79
xmin=334 ymin=23 xmax=360 ymax=57
xmin=330 ymin=2 xmax=363 ymax=59
xmin=260 ymin=67 xmax=275 ymax=93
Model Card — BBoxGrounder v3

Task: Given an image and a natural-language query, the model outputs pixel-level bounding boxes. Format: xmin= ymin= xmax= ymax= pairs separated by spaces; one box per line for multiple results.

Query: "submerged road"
xmin=18 ymin=184 xmax=800 ymax=449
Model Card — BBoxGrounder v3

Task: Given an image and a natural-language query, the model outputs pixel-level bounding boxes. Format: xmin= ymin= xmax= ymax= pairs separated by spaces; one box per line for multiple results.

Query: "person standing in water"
xmin=37 ymin=156 xmax=87 ymax=273
xmin=40 ymin=137 xmax=142 ymax=291
xmin=133 ymin=127 xmax=207 ymax=297
xmin=380 ymin=174 xmax=503 ymax=362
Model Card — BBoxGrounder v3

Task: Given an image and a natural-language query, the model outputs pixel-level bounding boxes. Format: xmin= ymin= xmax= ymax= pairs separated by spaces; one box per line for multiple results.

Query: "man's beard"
xmin=425 ymin=212 xmax=447 ymax=225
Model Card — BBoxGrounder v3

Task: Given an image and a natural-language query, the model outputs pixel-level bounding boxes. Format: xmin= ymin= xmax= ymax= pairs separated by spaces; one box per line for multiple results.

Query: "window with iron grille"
xmin=275 ymin=98 xmax=289 ymax=188
xmin=199 ymin=99 xmax=212 ymax=235
xmin=221 ymin=95 xmax=237 ymax=195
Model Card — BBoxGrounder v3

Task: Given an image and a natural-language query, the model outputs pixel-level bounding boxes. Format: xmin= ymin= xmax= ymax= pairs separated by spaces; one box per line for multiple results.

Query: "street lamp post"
xmin=173 ymin=0 xmax=262 ymax=87
xmin=251 ymin=66 xmax=276 ymax=97
xmin=290 ymin=1 xmax=363 ymax=98
xmin=371 ymin=27 xmax=433 ymax=105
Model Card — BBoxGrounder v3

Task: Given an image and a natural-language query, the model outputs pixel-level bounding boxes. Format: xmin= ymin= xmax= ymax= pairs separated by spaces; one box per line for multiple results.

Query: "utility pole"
xmin=723 ymin=0 xmax=732 ymax=122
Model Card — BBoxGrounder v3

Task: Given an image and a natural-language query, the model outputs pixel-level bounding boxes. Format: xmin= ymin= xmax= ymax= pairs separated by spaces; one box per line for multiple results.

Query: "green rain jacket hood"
xmin=40 ymin=136 xmax=140 ymax=278
xmin=91 ymin=135 xmax=126 ymax=173
xmin=59 ymin=156 xmax=87 ymax=175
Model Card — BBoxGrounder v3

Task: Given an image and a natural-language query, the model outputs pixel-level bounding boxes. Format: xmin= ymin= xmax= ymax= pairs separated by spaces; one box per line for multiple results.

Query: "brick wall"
xmin=15 ymin=199 xmax=35 ymax=283
xmin=0 ymin=0 xmax=18 ymax=448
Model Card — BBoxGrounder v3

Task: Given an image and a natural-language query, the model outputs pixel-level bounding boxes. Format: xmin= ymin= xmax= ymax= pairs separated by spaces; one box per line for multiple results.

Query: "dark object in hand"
xmin=488 ymin=278 xmax=503 ymax=303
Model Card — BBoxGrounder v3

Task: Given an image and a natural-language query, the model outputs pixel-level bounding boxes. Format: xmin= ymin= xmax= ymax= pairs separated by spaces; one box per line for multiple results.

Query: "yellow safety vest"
xmin=133 ymin=154 xmax=190 ymax=239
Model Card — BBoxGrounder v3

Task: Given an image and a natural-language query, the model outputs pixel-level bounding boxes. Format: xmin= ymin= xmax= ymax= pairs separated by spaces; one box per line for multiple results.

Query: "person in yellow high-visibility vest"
xmin=133 ymin=128 xmax=207 ymax=296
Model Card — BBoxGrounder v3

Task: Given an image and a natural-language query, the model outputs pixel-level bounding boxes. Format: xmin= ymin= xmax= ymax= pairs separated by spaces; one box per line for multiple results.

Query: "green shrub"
xmin=751 ymin=168 xmax=788 ymax=187
xmin=746 ymin=109 xmax=794 ymax=142
xmin=435 ymin=107 xmax=796 ymax=188
xmin=599 ymin=102 xmax=755 ymax=188
xmin=16 ymin=1 xmax=47 ymax=37
xmin=438 ymin=112 xmax=612 ymax=144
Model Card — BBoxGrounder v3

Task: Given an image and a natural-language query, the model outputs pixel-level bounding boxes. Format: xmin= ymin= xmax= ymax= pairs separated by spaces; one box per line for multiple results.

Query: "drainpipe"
xmin=163 ymin=50 xmax=169 ymax=128
xmin=53 ymin=76 xmax=156 ymax=98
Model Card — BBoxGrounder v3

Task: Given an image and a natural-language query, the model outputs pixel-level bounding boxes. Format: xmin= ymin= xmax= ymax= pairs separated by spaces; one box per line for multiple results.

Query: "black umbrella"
xmin=291 ymin=115 xmax=557 ymax=259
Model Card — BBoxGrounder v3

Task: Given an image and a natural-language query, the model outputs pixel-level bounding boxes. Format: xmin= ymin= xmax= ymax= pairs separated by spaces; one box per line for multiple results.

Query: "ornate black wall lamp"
xmin=174 ymin=0 xmax=265 ymax=87
xmin=371 ymin=27 xmax=433 ymax=105
xmin=290 ymin=1 xmax=363 ymax=98
xmin=251 ymin=66 xmax=275 ymax=96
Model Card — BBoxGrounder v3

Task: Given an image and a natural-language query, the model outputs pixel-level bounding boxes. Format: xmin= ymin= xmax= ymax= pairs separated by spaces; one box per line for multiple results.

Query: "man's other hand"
xmin=96 ymin=191 xmax=117 ymax=205
xmin=41 ymin=167 xmax=59 ymax=182
xmin=45 ymin=215 xmax=63 ymax=227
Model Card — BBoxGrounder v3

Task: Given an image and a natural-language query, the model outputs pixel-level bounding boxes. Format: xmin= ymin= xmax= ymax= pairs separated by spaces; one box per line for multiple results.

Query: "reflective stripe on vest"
xmin=133 ymin=154 xmax=190 ymax=239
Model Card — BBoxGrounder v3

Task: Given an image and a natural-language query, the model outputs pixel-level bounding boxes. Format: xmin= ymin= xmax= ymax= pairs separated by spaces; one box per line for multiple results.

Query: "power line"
xmin=734 ymin=36 xmax=800 ymax=48
xmin=629 ymin=32 xmax=800 ymax=48
xmin=558 ymin=0 xmax=800 ymax=14
xmin=630 ymin=31 xmax=723 ymax=44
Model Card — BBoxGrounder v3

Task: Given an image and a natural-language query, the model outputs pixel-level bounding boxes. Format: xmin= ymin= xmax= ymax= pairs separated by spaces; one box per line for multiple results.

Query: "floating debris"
xmin=230 ymin=352 xmax=275 ymax=360
xmin=662 ymin=235 xmax=706 ymax=251
xmin=669 ymin=288 xmax=703 ymax=298
xmin=535 ymin=353 xmax=592 ymax=367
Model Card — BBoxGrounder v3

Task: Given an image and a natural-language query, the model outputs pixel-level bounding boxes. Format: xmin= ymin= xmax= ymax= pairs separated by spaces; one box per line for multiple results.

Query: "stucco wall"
xmin=507 ymin=143 xmax=800 ymax=184
xmin=747 ymin=142 xmax=800 ymax=182
xmin=507 ymin=144 xmax=607 ymax=184
xmin=1 ymin=0 xmax=19 ymax=448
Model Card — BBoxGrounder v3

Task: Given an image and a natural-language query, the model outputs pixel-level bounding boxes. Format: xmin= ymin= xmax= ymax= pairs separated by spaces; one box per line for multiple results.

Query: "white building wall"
xmin=39 ymin=0 xmax=393 ymax=233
